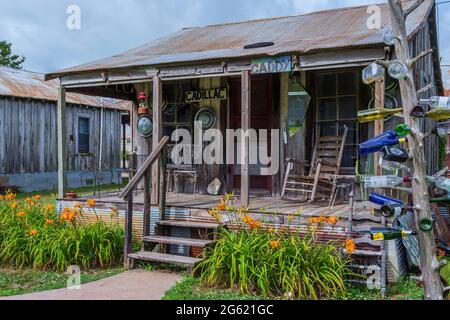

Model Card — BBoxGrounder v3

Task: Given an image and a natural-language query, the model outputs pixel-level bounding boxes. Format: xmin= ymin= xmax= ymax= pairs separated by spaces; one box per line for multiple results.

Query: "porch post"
xmin=241 ymin=70 xmax=251 ymax=207
xmin=57 ymin=85 xmax=67 ymax=199
xmin=373 ymin=77 xmax=385 ymax=177
xmin=152 ymin=75 xmax=163 ymax=210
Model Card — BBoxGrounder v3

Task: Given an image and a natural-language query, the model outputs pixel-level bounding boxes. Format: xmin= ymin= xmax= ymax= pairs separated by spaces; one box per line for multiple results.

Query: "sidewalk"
xmin=0 ymin=269 xmax=182 ymax=300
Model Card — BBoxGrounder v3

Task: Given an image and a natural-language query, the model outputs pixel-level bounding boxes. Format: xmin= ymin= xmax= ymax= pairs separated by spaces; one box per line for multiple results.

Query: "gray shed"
xmin=0 ymin=66 xmax=130 ymax=192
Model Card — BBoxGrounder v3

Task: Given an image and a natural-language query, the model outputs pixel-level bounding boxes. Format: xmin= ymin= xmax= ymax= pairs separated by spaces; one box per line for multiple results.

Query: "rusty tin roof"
xmin=46 ymin=0 xmax=434 ymax=79
xmin=0 ymin=67 xmax=129 ymax=110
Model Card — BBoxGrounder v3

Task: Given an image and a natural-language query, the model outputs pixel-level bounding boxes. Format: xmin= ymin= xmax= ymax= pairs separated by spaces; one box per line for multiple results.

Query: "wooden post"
xmin=57 ymin=86 xmax=67 ymax=199
xmin=122 ymin=120 xmax=126 ymax=169
xmin=388 ymin=0 xmax=443 ymax=300
xmin=142 ymin=171 xmax=151 ymax=240
xmin=374 ymin=77 xmax=385 ymax=177
xmin=152 ymin=75 xmax=163 ymax=208
xmin=159 ymin=145 xmax=167 ymax=221
xmin=124 ymin=194 xmax=134 ymax=269
xmin=241 ymin=70 xmax=251 ymax=207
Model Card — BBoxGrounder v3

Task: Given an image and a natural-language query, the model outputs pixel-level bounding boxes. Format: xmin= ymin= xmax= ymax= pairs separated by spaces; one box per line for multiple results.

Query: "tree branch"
xmin=404 ymin=0 xmax=426 ymax=18
xmin=375 ymin=59 xmax=390 ymax=69
xmin=409 ymin=49 xmax=434 ymax=68
xmin=417 ymin=82 xmax=434 ymax=96
xmin=436 ymin=259 xmax=448 ymax=271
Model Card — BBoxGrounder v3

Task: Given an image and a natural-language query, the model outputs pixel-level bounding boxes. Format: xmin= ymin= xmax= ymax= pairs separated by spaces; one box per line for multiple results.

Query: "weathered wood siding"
xmin=0 ymin=96 xmax=122 ymax=175
xmin=409 ymin=15 xmax=440 ymax=174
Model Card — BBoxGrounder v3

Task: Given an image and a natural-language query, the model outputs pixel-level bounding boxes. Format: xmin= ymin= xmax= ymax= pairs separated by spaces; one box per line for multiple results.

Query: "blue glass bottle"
xmin=359 ymin=131 xmax=407 ymax=155
xmin=369 ymin=192 xmax=403 ymax=206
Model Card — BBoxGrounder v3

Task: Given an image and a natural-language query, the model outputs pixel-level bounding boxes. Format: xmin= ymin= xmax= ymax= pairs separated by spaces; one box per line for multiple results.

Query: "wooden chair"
xmin=282 ymin=126 xmax=348 ymax=204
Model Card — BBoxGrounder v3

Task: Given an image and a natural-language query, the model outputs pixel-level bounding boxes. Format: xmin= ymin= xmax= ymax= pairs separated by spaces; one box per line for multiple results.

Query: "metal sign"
xmin=251 ymin=56 xmax=292 ymax=75
xmin=185 ymin=88 xmax=227 ymax=103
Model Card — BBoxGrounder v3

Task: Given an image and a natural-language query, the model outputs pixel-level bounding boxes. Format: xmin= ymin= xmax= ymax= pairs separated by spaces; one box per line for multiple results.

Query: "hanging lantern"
xmin=137 ymin=91 xmax=149 ymax=115
xmin=387 ymin=60 xmax=409 ymax=80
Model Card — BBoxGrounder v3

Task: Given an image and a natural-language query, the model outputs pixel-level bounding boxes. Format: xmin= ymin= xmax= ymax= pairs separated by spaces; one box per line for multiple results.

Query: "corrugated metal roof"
xmin=0 ymin=67 xmax=129 ymax=110
xmin=46 ymin=0 xmax=434 ymax=80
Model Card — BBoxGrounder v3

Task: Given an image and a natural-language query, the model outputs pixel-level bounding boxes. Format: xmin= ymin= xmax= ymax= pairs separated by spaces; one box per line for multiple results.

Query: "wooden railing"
xmin=119 ymin=136 xmax=170 ymax=268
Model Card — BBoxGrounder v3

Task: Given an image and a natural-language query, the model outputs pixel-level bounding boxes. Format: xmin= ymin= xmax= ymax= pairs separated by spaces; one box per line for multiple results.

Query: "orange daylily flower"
xmin=5 ymin=193 xmax=16 ymax=201
xmin=45 ymin=204 xmax=55 ymax=211
xmin=327 ymin=217 xmax=339 ymax=225
xmin=345 ymin=239 xmax=357 ymax=255
xmin=269 ymin=240 xmax=281 ymax=249
xmin=16 ymin=211 xmax=27 ymax=218
xmin=60 ymin=208 xmax=77 ymax=222
xmin=33 ymin=195 xmax=41 ymax=200
xmin=74 ymin=203 xmax=83 ymax=210
xmin=86 ymin=199 xmax=97 ymax=208
xmin=29 ymin=229 xmax=39 ymax=237
xmin=45 ymin=219 xmax=54 ymax=225
xmin=10 ymin=203 xmax=19 ymax=209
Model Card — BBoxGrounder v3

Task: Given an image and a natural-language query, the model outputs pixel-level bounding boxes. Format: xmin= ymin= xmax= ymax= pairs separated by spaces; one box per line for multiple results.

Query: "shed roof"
xmin=46 ymin=0 xmax=434 ymax=80
xmin=0 ymin=67 xmax=129 ymax=110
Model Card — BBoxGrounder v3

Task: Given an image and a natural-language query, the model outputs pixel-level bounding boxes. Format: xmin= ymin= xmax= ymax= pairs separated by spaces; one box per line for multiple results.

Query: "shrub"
xmin=196 ymin=194 xmax=353 ymax=300
xmin=0 ymin=192 xmax=124 ymax=271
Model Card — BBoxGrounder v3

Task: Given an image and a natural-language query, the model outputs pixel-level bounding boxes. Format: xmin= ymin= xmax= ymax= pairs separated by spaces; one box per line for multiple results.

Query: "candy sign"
xmin=251 ymin=56 xmax=292 ymax=75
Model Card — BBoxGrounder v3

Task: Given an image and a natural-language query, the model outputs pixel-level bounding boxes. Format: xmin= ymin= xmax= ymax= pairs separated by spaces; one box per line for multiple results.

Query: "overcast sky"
xmin=0 ymin=0 xmax=449 ymax=75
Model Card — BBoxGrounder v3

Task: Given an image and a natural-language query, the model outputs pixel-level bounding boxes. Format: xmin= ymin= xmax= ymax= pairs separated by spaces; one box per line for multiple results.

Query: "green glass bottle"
xmin=370 ymin=227 xmax=416 ymax=241
xmin=394 ymin=124 xmax=411 ymax=137
xmin=430 ymin=195 xmax=450 ymax=204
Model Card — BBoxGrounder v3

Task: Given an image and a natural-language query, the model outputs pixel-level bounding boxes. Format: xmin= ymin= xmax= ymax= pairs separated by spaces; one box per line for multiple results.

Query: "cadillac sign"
xmin=251 ymin=56 xmax=292 ymax=75
xmin=185 ymin=88 xmax=227 ymax=103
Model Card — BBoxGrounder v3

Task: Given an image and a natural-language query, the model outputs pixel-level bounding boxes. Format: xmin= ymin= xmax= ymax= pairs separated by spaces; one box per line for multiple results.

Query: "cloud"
xmin=0 ymin=0 xmax=448 ymax=73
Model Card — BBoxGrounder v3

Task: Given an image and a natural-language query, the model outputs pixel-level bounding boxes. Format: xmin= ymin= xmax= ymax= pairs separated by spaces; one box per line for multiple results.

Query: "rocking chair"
xmin=281 ymin=126 xmax=348 ymax=205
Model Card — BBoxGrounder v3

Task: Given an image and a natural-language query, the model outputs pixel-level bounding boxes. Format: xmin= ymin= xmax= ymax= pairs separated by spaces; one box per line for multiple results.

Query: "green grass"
xmin=0 ymin=267 xmax=123 ymax=297
xmin=163 ymin=276 xmax=265 ymax=300
xmin=164 ymin=268 xmax=450 ymax=301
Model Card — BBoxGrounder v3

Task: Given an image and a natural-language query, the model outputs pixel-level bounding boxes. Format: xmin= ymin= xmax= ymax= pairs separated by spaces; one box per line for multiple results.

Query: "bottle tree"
xmin=387 ymin=0 xmax=445 ymax=300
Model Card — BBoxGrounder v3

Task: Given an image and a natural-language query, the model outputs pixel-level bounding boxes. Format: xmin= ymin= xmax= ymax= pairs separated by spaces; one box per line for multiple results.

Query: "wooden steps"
xmin=157 ymin=220 xmax=220 ymax=229
xmin=143 ymin=235 xmax=213 ymax=247
xmin=127 ymin=219 xmax=218 ymax=271
xmin=128 ymin=251 xmax=203 ymax=267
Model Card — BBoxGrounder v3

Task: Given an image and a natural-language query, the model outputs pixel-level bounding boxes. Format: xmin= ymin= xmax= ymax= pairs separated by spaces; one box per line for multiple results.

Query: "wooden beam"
xmin=241 ymin=70 xmax=251 ymax=207
xmin=388 ymin=0 xmax=444 ymax=300
xmin=124 ymin=194 xmax=134 ymax=269
xmin=159 ymin=145 xmax=167 ymax=221
xmin=66 ymin=86 xmax=135 ymax=101
xmin=57 ymin=86 xmax=67 ymax=199
xmin=374 ymin=77 xmax=385 ymax=178
xmin=119 ymin=136 xmax=170 ymax=199
xmin=143 ymin=170 xmax=151 ymax=240
xmin=152 ymin=75 xmax=163 ymax=207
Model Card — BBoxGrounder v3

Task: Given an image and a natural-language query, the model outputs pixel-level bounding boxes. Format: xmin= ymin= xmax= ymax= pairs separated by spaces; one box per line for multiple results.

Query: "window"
xmin=316 ymin=71 xmax=359 ymax=169
xmin=78 ymin=117 xmax=90 ymax=154
xmin=163 ymin=104 xmax=194 ymax=166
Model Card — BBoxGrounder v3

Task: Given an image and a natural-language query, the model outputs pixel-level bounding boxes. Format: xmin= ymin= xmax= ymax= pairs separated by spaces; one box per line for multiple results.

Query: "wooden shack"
xmin=0 ymin=67 xmax=129 ymax=192
xmin=46 ymin=0 xmax=443 ymax=276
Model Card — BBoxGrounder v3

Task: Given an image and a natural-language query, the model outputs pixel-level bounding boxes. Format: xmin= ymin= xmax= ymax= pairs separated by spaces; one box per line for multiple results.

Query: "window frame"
xmin=77 ymin=115 xmax=91 ymax=155
xmin=314 ymin=69 xmax=360 ymax=171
